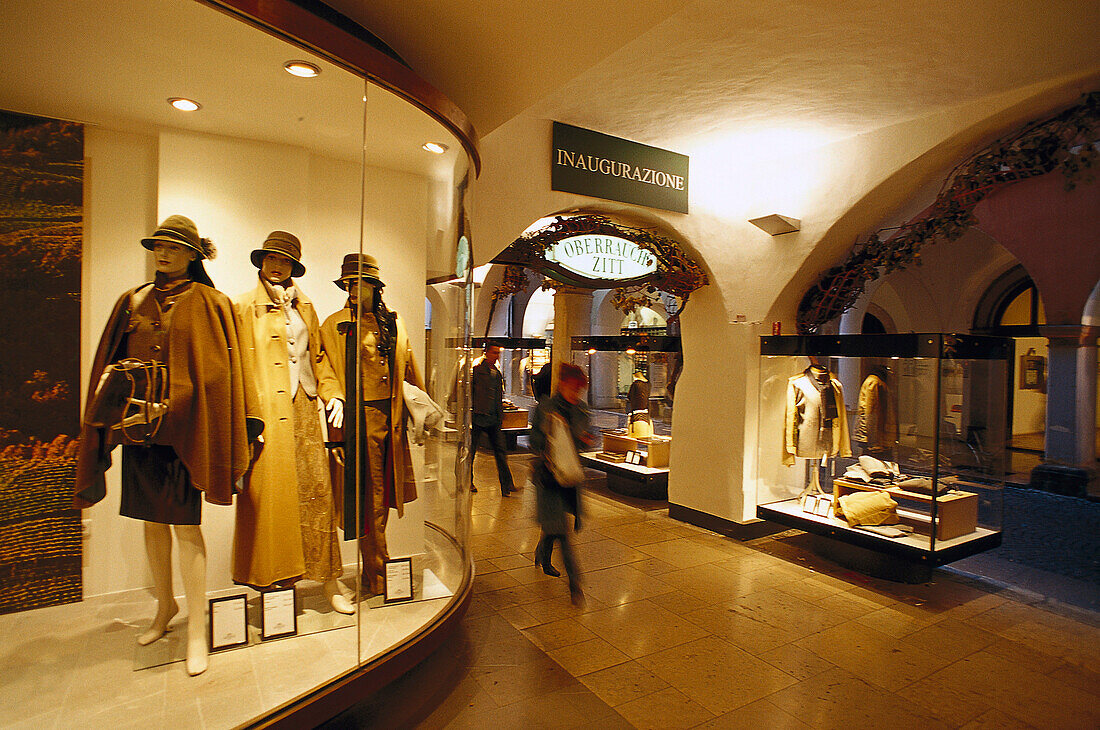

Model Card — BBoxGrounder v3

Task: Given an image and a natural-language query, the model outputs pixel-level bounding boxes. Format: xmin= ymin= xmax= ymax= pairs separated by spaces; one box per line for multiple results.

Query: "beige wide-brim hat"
xmin=250 ymin=230 xmax=305 ymax=278
xmin=141 ymin=215 xmax=214 ymax=259
xmin=334 ymin=252 xmax=384 ymax=289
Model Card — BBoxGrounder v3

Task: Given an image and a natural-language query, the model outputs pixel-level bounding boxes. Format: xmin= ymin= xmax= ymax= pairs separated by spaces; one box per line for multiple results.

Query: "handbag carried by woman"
xmin=545 ymin=411 xmax=585 ymax=487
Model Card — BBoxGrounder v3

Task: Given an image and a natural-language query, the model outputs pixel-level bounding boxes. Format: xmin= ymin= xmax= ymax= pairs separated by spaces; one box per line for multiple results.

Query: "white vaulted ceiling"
xmin=324 ymin=0 xmax=1100 ymax=153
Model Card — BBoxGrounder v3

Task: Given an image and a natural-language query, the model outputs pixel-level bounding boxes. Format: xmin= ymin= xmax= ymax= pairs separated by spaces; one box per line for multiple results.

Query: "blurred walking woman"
xmin=531 ymin=363 xmax=592 ymax=605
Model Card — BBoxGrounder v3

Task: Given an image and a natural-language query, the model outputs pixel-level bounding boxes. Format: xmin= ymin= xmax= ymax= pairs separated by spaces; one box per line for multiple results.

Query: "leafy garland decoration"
xmin=796 ymin=91 xmax=1100 ymax=334
xmin=511 ymin=214 xmax=708 ymax=320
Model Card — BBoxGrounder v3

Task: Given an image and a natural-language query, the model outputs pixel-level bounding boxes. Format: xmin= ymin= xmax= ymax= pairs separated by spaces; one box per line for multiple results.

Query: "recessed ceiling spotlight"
xmin=422 ymin=142 xmax=448 ymax=154
xmin=284 ymin=60 xmax=321 ymax=78
xmin=167 ymin=97 xmax=201 ymax=112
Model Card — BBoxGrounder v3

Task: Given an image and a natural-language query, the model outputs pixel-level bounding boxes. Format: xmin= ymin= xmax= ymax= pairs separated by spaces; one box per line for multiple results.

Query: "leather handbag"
xmin=85 ymin=358 xmax=168 ymax=444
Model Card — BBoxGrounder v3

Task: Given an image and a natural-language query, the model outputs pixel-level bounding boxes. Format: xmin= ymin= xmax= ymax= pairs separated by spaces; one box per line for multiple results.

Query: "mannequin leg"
xmin=138 ymin=521 xmax=178 ymax=646
xmin=174 ymin=524 xmax=208 ymax=676
xmin=324 ymin=578 xmax=354 ymax=614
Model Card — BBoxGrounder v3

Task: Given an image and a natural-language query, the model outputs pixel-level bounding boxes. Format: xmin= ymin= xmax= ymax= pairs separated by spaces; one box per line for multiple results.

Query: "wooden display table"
xmin=832 ymin=476 xmax=978 ymax=541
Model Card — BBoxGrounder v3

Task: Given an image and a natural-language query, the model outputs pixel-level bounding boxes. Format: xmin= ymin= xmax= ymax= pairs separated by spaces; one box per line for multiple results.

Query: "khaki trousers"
xmin=358 ymin=402 xmax=391 ymax=594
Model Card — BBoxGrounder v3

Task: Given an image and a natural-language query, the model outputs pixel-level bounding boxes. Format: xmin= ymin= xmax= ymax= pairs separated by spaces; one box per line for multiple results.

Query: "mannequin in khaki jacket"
xmin=320 ymin=253 xmax=424 ymax=595
xmin=232 ymin=232 xmax=352 ymax=613
xmin=784 ymin=360 xmax=852 ymax=496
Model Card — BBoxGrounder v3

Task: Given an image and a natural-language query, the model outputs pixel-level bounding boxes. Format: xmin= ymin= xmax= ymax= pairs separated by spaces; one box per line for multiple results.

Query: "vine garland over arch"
xmin=493 ymin=214 xmax=708 ymax=323
xmin=797 ymin=91 xmax=1100 ymax=334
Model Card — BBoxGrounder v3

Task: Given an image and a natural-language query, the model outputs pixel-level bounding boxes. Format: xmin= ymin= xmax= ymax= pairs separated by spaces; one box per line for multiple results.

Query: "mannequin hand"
xmin=326 ymin=399 xmax=344 ymax=429
xmin=331 ymin=446 xmax=345 ymax=465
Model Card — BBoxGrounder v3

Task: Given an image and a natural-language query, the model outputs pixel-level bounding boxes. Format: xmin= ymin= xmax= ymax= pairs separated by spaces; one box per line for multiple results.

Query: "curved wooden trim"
xmin=199 ymin=0 xmax=481 ymax=175
xmin=246 ymin=534 xmax=475 ymax=728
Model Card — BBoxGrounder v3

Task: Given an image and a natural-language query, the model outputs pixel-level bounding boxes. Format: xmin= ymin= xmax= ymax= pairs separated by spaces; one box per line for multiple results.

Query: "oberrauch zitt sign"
xmin=551 ymin=122 xmax=689 ymax=214
xmin=547 ymin=235 xmax=658 ymax=282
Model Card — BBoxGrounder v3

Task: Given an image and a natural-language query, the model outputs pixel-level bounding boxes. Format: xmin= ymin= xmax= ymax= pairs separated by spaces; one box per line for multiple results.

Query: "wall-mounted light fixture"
xmin=167 ymin=97 xmax=201 ymax=112
xmin=749 ymin=214 xmax=800 ymax=235
xmin=284 ymin=60 xmax=321 ymax=78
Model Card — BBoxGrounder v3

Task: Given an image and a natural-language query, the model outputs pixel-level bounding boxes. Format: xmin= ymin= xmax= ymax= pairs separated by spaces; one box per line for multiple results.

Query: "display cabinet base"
xmin=1028 ymin=463 xmax=1097 ymax=498
xmin=580 ymin=453 xmax=668 ymax=500
xmin=501 ymin=426 xmax=529 ymax=450
xmin=757 ymin=501 xmax=1001 ymax=567
xmin=810 ymin=535 xmax=933 ymax=583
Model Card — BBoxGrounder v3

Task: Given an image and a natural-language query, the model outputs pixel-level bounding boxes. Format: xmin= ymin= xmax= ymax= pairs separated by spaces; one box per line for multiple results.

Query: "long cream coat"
xmin=232 ymin=281 xmax=342 ymax=587
xmin=320 ymin=305 xmax=424 ymax=521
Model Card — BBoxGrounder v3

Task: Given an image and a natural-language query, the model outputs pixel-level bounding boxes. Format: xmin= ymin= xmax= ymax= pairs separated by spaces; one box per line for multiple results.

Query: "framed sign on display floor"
xmin=384 ymin=558 xmax=414 ymax=604
xmin=261 ymin=587 xmax=298 ymax=640
xmin=209 ymin=594 xmax=248 ymax=652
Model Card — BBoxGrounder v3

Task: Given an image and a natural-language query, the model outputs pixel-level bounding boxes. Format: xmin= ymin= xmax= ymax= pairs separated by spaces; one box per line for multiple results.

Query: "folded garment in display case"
xmin=757 ymin=334 xmax=1007 ymax=569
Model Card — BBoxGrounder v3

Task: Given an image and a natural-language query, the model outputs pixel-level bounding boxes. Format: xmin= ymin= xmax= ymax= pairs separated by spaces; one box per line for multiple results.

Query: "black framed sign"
xmin=384 ymin=558 xmax=414 ymax=604
xmin=552 ymin=122 xmax=689 ymax=214
xmin=261 ymin=587 xmax=297 ymax=640
xmin=209 ymin=594 xmax=248 ymax=651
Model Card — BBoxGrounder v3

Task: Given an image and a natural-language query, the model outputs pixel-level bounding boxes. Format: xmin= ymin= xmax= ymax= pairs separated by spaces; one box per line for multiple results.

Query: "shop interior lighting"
xmin=625 ymin=348 xmax=637 ymax=355
xmin=284 ymin=60 xmax=321 ymax=78
xmin=748 ymin=214 xmax=801 ymax=235
xmin=422 ymin=142 xmax=448 ymax=154
xmin=587 ymin=348 xmax=597 ymax=355
xmin=167 ymin=97 xmax=201 ymax=112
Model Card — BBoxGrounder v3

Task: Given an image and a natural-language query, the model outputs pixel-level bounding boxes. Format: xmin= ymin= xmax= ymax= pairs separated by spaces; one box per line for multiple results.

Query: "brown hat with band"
xmin=251 ymin=231 xmax=305 ymax=278
xmin=334 ymin=252 xmax=384 ymax=289
xmin=141 ymin=215 xmax=216 ymax=260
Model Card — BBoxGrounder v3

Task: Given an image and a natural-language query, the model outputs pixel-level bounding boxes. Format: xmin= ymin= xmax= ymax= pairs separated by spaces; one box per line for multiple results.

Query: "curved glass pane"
xmin=0 ymin=0 xmax=473 ymax=724
xmin=353 ymin=81 xmax=472 ymax=663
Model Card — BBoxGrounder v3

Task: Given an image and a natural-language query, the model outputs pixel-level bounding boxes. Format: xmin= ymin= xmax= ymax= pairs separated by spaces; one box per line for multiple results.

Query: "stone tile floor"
xmin=325 ymin=453 xmax=1100 ymax=729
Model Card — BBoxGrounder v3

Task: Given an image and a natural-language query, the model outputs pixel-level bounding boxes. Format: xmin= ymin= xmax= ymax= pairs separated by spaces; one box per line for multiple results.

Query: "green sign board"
xmin=551 ymin=122 xmax=689 ymax=214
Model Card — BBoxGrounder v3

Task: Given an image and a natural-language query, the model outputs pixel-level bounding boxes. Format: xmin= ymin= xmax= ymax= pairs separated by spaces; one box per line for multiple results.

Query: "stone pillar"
xmin=1030 ymin=325 xmax=1098 ymax=496
xmin=551 ymin=286 xmax=593 ymax=393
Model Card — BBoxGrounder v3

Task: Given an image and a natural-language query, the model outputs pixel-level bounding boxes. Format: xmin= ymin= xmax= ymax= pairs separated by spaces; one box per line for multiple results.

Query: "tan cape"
xmin=231 ymin=281 xmax=342 ymax=587
xmin=75 ymin=282 xmax=262 ymax=508
xmin=320 ymin=305 xmax=424 ymax=522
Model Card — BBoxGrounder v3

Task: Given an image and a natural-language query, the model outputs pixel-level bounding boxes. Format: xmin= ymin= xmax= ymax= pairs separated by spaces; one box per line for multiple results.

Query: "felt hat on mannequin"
xmin=141 ymin=214 xmax=216 ymax=287
xmin=141 ymin=214 xmax=216 ymax=260
xmin=250 ymin=231 xmax=306 ymax=278
xmin=335 ymin=252 xmax=384 ymax=289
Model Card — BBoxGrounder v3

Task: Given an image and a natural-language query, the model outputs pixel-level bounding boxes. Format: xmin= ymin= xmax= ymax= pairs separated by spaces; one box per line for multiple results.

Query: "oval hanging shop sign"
xmin=547 ymin=235 xmax=657 ymax=281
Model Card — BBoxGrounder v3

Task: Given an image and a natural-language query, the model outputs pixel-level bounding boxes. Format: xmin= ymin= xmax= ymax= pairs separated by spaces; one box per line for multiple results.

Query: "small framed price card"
xmin=209 ymin=594 xmax=248 ymax=652
xmin=384 ymin=557 xmax=414 ymax=604
xmin=261 ymin=587 xmax=297 ymax=640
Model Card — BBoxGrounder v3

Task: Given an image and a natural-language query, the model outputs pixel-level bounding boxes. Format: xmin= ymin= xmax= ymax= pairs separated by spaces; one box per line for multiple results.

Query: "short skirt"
xmin=120 ymin=444 xmax=201 ymax=525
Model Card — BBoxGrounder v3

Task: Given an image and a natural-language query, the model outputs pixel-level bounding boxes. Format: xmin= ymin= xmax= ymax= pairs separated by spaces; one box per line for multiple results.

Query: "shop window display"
xmin=758 ymin=334 xmax=1006 ymax=568
xmin=0 ymin=0 xmax=475 ymax=725
xmin=572 ymin=335 xmax=678 ymax=499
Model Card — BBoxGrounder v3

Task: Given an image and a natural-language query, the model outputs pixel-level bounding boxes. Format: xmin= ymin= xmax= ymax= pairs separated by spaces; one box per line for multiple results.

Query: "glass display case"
xmin=571 ymin=335 xmax=679 ymax=499
xmin=0 ymin=0 xmax=476 ymax=726
xmin=757 ymin=334 xmax=1007 ymax=567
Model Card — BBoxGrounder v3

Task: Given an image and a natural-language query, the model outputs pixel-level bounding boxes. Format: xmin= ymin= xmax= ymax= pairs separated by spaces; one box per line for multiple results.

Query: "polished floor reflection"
xmin=329 ymin=452 xmax=1100 ymax=729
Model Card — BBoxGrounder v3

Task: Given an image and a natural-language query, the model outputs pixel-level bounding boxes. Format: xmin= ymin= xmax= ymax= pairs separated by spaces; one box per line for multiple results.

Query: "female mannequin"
xmin=232 ymin=232 xmax=352 ymax=613
xmin=626 ymin=370 xmax=652 ymax=438
xmin=320 ymin=253 xmax=423 ymax=595
xmin=75 ymin=215 xmax=261 ymax=676
xmin=783 ymin=358 xmax=851 ymax=496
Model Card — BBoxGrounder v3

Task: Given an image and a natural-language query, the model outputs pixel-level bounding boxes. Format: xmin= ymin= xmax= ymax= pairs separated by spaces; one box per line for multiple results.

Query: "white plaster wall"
xmin=81 ymin=128 xmax=434 ymax=598
xmin=81 ymin=126 xmax=159 ymax=597
xmin=471 ymin=75 xmax=1094 ymax=525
